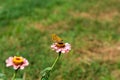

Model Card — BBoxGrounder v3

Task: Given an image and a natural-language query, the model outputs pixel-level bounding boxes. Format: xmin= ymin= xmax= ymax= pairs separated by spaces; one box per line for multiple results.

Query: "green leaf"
xmin=41 ymin=67 xmax=52 ymax=80
xmin=0 ymin=73 xmax=5 ymax=78
xmin=15 ymin=78 xmax=23 ymax=80
xmin=41 ymin=77 xmax=49 ymax=80
xmin=0 ymin=73 xmax=6 ymax=80
xmin=41 ymin=67 xmax=52 ymax=76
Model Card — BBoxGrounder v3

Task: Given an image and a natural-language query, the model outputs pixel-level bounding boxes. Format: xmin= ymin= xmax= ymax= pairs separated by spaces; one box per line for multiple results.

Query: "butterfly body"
xmin=56 ymin=42 xmax=65 ymax=48
xmin=52 ymin=34 xmax=65 ymax=48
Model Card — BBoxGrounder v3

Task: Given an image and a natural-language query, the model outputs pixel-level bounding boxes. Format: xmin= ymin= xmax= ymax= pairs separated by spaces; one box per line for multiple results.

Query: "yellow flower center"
xmin=13 ymin=56 xmax=24 ymax=65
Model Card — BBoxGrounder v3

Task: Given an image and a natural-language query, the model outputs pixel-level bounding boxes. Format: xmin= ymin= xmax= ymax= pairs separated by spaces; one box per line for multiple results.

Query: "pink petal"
xmin=20 ymin=66 xmax=24 ymax=70
xmin=13 ymin=65 xmax=20 ymax=70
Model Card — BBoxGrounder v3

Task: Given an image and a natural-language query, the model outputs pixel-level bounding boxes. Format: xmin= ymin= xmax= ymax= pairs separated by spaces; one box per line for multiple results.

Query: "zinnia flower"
xmin=51 ymin=43 xmax=71 ymax=53
xmin=6 ymin=56 xmax=29 ymax=70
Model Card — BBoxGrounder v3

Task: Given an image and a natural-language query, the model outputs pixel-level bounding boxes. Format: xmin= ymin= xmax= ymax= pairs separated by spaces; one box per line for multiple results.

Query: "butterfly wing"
xmin=52 ymin=34 xmax=63 ymax=43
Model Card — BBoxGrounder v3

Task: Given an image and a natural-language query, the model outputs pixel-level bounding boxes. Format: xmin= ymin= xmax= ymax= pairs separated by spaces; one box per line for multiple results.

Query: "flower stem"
xmin=41 ymin=53 xmax=61 ymax=80
xmin=51 ymin=52 xmax=61 ymax=70
xmin=11 ymin=68 xmax=19 ymax=80
xmin=11 ymin=71 xmax=16 ymax=80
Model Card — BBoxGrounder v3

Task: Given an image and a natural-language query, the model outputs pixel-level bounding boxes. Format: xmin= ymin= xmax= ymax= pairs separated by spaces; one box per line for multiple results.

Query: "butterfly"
xmin=52 ymin=34 xmax=65 ymax=48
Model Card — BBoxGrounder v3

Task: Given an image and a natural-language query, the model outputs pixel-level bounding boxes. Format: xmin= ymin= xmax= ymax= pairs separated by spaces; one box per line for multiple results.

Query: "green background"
xmin=0 ymin=0 xmax=120 ymax=80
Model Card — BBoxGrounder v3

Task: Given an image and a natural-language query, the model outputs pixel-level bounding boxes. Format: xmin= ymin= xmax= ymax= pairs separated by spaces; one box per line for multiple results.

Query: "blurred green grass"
xmin=0 ymin=0 xmax=120 ymax=80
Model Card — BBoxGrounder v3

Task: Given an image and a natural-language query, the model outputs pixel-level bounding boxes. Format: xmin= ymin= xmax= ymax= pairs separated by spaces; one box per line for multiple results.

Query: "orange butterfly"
xmin=52 ymin=34 xmax=65 ymax=48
